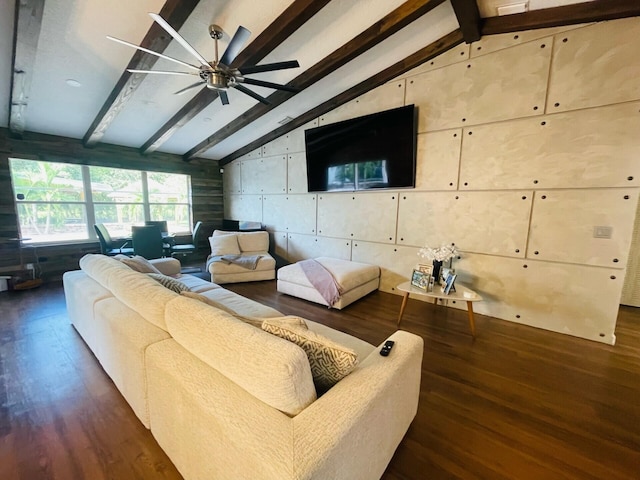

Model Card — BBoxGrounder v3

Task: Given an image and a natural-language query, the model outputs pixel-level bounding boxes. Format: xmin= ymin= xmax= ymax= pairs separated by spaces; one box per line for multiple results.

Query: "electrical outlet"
xmin=593 ymin=226 xmax=613 ymax=239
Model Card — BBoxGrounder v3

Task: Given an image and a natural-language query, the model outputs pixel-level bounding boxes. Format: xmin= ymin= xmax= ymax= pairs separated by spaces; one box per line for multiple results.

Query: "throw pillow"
xmin=261 ymin=320 xmax=357 ymax=394
xmin=115 ymin=254 xmax=162 ymax=274
xmin=147 ymin=273 xmax=190 ymax=293
xmin=180 ymin=291 xmax=308 ymax=330
xmin=209 ymin=234 xmax=241 ymax=256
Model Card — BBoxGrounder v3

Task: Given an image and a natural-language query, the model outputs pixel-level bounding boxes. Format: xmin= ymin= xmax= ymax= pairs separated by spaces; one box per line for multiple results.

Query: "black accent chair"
xmin=132 ymin=225 xmax=165 ymax=260
xmin=170 ymin=221 xmax=202 ymax=258
xmin=95 ymin=224 xmax=134 ymax=256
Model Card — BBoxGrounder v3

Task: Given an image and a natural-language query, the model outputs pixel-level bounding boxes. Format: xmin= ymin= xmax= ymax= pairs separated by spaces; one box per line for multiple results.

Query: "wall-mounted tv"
xmin=304 ymin=104 xmax=416 ymax=193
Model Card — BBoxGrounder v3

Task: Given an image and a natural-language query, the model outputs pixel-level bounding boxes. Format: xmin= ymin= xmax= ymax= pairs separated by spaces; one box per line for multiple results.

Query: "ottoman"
xmin=277 ymin=257 xmax=380 ymax=309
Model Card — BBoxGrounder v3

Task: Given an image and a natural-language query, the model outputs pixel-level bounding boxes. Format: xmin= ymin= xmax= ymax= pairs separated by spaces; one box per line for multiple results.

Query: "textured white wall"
xmin=223 ymin=18 xmax=640 ymax=344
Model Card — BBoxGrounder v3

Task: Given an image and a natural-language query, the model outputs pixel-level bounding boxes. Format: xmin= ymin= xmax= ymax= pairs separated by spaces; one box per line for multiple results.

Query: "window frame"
xmin=9 ymin=158 xmax=192 ymax=245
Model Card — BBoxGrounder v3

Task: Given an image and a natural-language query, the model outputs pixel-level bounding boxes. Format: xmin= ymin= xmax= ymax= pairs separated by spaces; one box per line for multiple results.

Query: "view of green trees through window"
xmin=9 ymin=158 xmax=191 ymax=243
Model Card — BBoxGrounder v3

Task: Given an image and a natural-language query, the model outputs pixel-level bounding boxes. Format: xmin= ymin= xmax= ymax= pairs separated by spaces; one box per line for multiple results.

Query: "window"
xmin=9 ymin=158 xmax=192 ymax=244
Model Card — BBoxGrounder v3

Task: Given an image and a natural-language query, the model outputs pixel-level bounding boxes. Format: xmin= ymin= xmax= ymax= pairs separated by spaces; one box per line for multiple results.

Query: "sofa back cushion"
xmin=212 ymin=230 xmax=269 ymax=253
xmin=165 ymin=296 xmax=317 ymax=416
xmin=79 ymin=254 xmax=178 ymax=331
xmin=209 ymin=234 xmax=241 ymax=256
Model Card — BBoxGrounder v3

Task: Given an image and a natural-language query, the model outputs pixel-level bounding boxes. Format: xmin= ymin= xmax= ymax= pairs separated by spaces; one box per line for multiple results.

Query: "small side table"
xmin=396 ymin=281 xmax=483 ymax=336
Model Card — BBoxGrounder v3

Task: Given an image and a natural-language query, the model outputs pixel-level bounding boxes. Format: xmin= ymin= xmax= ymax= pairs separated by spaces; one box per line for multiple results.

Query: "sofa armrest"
xmin=292 ymin=330 xmax=423 ymax=480
xmin=150 ymin=257 xmax=181 ymax=276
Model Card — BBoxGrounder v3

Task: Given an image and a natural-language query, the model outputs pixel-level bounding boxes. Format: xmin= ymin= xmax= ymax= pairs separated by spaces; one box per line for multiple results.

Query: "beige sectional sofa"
xmin=63 ymin=254 xmax=423 ymax=480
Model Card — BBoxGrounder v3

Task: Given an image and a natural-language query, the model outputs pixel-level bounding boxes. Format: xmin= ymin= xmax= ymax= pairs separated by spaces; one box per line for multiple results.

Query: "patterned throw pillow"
xmin=115 ymin=255 xmax=162 ymax=274
xmin=262 ymin=320 xmax=358 ymax=394
xmin=147 ymin=273 xmax=190 ymax=293
xmin=180 ymin=291 xmax=307 ymax=330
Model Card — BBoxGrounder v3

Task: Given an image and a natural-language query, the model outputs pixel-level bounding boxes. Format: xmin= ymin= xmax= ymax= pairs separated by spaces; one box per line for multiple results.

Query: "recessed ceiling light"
xmin=65 ymin=79 xmax=82 ymax=87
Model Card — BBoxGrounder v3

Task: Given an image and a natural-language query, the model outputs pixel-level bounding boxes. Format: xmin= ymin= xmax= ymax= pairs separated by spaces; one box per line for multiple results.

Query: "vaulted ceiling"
xmin=3 ymin=0 xmax=639 ymax=165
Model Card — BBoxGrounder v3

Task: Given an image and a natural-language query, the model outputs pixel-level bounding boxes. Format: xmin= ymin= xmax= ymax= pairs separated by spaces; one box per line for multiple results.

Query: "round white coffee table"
xmin=396 ymin=281 xmax=483 ymax=337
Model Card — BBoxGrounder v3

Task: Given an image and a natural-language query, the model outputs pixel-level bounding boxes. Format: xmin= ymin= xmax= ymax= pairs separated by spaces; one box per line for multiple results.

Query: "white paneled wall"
xmin=223 ymin=18 xmax=640 ymax=344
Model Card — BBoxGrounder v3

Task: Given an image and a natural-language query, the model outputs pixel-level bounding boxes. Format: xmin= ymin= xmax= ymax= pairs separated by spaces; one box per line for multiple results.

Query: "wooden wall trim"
xmin=1 ymin=127 xmax=216 ymax=175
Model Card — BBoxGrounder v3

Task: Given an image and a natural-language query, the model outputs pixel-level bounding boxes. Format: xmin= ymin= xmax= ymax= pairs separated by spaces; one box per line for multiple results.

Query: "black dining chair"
xmin=95 ymin=224 xmax=134 ymax=256
xmin=145 ymin=220 xmax=169 ymax=234
xmin=131 ymin=225 xmax=165 ymax=260
xmin=169 ymin=221 xmax=202 ymax=258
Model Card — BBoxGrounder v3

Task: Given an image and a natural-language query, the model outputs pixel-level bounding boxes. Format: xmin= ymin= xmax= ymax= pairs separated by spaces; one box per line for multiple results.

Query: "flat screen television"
xmin=304 ymin=104 xmax=416 ymax=192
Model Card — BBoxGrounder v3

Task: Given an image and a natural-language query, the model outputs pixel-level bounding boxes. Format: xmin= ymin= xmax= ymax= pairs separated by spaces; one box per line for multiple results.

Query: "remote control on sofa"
xmin=380 ymin=340 xmax=395 ymax=356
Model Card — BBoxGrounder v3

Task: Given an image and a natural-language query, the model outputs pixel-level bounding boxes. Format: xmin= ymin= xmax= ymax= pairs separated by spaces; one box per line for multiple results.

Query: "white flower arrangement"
xmin=418 ymin=243 xmax=458 ymax=262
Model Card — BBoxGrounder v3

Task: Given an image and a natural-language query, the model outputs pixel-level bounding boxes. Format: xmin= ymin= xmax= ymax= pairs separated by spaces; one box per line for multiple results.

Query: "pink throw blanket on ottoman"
xmin=298 ymin=259 xmax=342 ymax=307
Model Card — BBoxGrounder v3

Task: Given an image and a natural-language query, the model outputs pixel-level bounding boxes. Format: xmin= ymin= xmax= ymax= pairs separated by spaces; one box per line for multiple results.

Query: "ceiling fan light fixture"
xmin=207 ymin=72 xmax=228 ymax=90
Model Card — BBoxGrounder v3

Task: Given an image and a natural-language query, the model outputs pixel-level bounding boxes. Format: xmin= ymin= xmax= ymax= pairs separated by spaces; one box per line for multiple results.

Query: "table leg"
xmin=397 ymin=292 xmax=409 ymax=328
xmin=466 ymin=301 xmax=476 ymax=337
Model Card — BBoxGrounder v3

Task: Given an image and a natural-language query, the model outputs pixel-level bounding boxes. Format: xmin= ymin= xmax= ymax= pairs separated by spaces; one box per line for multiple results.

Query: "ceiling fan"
xmin=107 ymin=13 xmax=300 ymax=105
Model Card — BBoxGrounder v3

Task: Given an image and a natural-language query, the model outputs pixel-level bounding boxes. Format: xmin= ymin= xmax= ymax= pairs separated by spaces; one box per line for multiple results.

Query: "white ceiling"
xmin=1 ymin=0 xmax=599 ymax=161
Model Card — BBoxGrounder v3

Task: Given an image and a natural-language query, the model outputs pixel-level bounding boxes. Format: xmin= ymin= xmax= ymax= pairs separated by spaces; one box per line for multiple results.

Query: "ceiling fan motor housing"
xmin=207 ymin=71 xmax=228 ymax=90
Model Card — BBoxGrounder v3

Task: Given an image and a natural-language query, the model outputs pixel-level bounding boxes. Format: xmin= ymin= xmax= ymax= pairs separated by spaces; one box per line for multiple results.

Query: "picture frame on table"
xmin=411 ymin=269 xmax=430 ymax=291
xmin=417 ymin=263 xmax=433 ymax=275
xmin=443 ymin=273 xmax=457 ymax=294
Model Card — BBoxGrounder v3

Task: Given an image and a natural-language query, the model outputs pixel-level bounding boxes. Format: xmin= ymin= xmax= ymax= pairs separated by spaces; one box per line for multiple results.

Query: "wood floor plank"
xmin=1 ymin=278 xmax=639 ymax=479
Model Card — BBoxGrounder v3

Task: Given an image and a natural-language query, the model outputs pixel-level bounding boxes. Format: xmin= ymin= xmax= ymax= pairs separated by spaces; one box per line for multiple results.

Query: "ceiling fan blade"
xmin=149 ymin=13 xmax=210 ymax=67
xmin=219 ymin=90 xmax=230 ymax=105
xmin=219 ymin=26 xmax=251 ymax=66
xmin=107 ymin=35 xmax=200 ymax=71
xmin=128 ymin=69 xmax=196 ymax=76
xmin=174 ymin=81 xmax=204 ymax=95
xmin=239 ymin=77 xmax=298 ymax=93
xmin=238 ymin=61 xmax=300 ymax=75
xmin=233 ymin=84 xmax=270 ymax=105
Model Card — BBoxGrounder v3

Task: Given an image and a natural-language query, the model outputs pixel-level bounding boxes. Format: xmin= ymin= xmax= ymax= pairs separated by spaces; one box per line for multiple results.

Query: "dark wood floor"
xmin=1 ymin=278 xmax=639 ymax=479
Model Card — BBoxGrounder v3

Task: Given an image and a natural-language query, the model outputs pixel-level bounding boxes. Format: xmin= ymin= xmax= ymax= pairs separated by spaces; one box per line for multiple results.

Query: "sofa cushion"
xmin=262 ymin=319 xmax=358 ymax=394
xmin=209 ymin=234 xmax=241 ymax=256
xmin=115 ymin=254 xmax=162 ymax=274
xmin=195 ymin=287 xmax=283 ymax=318
xmin=79 ymin=254 xmax=178 ymax=331
xmin=212 ymin=230 xmax=269 ymax=252
xmin=166 ymin=296 xmax=317 ymax=416
xmin=208 ymin=253 xmax=276 ymax=275
xmin=172 ymin=274 xmax=220 ymax=293
xmin=181 ymin=291 xmax=307 ymax=331
xmin=237 ymin=231 xmax=269 ymax=252
xmin=148 ymin=273 xmax=190 ymax=293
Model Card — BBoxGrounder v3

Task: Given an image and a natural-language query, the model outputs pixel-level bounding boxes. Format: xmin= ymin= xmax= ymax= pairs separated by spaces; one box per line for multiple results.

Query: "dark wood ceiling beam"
xmin=9 ymin=0 xmax=46 ymax=138
xmin=449 ymin=0 xmax=481 ymax=43
xmin=481 ymin=0 xmax=640 ymax=35
xmin=82 ymin=0 xmax=201 ymax=147
xmin=141 ymin=0 xmax=333 ymax=155
xmin=220 ymin=29 xmax=465 ymax=165
xmin=184 ymin=0 xmax=447 ymax=161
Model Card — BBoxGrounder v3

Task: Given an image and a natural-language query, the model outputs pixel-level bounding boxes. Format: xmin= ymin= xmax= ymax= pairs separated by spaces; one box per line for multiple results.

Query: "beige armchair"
xmin=207 ymin=230 xmax=276 ymax=284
